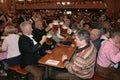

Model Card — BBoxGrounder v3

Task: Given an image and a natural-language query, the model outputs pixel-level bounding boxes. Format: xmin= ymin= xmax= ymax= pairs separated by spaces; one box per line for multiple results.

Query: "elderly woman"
xmin=0 ymin=25 xmax=21 ymax=76
xmin=1 ymin=25 xmax=21 ymax=64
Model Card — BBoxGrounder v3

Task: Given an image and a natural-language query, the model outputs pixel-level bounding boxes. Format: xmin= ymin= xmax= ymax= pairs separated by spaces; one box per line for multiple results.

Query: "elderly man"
xmin=33 ymin=20 xmax=56 ymax=56
xmin=56 ymin=30 xmax=97 ymax=80
xmin=96 ymin=28 xmax=120 ymax=80
xmin=18 ymin=21 xmax=46 ymax=80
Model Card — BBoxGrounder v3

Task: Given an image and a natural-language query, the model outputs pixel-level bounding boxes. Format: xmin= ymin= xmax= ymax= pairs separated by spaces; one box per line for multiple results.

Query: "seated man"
xmin=96 ymin=28 xmax=120 ymax=80
xmin=32 ymin=20 xmax=56 ymax=57
xmin=56 ymin=30 xmax=97 ymax=80
xmin=19 ymin=21 xmax=46 ymax=80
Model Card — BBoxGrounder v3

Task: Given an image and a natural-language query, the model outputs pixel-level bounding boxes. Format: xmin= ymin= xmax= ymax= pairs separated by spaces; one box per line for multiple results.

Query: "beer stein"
xmin=46 ymin=33 xmax=53 ymax=45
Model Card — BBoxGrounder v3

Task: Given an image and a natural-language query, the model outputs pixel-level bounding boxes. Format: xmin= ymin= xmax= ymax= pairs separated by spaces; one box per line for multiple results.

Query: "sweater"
xmin=64 ymin=42 xmax=97 ymax=79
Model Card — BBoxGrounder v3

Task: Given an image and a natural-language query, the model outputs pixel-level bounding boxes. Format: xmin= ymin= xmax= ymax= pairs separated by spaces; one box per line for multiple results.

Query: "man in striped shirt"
xmin=56 ymin=30 xmax=97 ymax=80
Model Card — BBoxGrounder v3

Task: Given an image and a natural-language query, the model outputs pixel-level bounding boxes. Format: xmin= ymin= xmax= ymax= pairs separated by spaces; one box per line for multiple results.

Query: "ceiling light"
xmin=18 ymin=0 xmax=24 ymax=2
xmin=67 ymin=2 xmax=70 ymax=5
xmin=0 ymin=0 xmax=4 ymax=3
xmin=57 ymin=2 xmax=60 ymax=5
xmin=62 ymin=2 xmax=65 ymax=5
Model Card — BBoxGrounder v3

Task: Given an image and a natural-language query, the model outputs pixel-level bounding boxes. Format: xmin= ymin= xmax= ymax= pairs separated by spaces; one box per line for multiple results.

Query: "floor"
xmin=0 ymin=68 xmax=108 ymax=80
xmin=0 ymin=72 xmax=108 ymax=80
xmin=0 ymin=70 xmax=27 ymax=80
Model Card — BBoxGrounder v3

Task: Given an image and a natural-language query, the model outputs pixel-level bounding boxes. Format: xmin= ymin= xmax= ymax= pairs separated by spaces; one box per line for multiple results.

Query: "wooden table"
xmin=38 ymin=44 xmax=76 ymax=68
xmin=38 ymin=38 xmax=76 ymax=79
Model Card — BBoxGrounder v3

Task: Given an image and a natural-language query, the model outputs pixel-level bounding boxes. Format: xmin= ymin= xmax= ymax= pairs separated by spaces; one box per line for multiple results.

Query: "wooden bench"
xmin=8 ymin=64 xmax=28 ymax=75
xmin=8 ymin=65 xmax=108 ymax=80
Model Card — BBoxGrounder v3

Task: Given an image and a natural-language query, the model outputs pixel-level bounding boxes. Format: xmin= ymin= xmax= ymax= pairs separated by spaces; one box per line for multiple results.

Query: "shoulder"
xmin=19 ymin=35 xmax=30 ymax=41
xmin=103 ymin=39 xmax=114 ymax=48
xmin=77 ymin=43 xmax=96 ymax=59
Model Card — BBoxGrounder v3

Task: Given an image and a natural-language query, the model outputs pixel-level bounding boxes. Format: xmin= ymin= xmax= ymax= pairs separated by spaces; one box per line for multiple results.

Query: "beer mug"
xmin=60 ymin=25 xmax=68 ymax=37
xmin=52 ymin=21 xmax=59 ymax=34
xmin=59 ymin=21 xmax=64 ymax=29
xmin=46 ymin=33 xmax=53 ymax=45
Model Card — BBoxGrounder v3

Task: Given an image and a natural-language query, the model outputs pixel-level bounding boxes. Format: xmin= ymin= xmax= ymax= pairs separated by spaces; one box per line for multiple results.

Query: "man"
xmin=19 ymin=21 xmax=46 ymax=80
xmin=33 ymin=20 xmax=56 ymax=56
xmin=33 ymin=20 xmax=46 ymax=42
xmin=56 ymin=30 xmax=97 ymax=80
xmin=96 ymin=28 xmax=120 ymax=80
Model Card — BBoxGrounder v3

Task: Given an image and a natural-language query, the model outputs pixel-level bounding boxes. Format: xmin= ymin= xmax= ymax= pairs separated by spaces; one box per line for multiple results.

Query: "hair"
xmin=111 ymin=28 xmax=120 ymax=38
xmin=0 ymin=20 xmax=4 ymax=25
xmin=3 ymin=25 xmax=17 ymax=36
xmin=20 ymin=21 xmax=31 ymax=32
xmin=76 ymin=30 xmax=91 ymax=44
xmin=103 ymin=21 xmax=110 ymax=27
xmin=83 ymin=22 xmax=92 ymax=29
xmin=103 ymin=28 xmax=112 ymax=37
xmin=64 ymin=19 xmax=70 ymax=23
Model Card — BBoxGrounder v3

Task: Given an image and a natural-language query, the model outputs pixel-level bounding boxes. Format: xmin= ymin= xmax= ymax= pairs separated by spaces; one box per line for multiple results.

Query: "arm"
xmin=103 ymin=41 xmax=120 ymax=64
xmin=105 ymin=46 xmax=120 ymax=64
xmin=1 ymin=38 xmax=8 ymax=51
xmin=19 ymin=35 xmax=46 ymax=54
xmin=62 ymin=54 xmax=82 ymax=74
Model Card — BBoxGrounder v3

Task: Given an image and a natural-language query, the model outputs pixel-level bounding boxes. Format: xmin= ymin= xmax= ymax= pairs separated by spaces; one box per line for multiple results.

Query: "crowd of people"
xmin=0 ymin=10 xmax=120 ymax=80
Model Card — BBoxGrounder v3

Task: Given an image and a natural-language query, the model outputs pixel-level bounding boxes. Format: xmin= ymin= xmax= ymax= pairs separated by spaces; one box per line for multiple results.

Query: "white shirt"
xmin=2 ymin=34 xmax=21 ymax=59
xmin=24 ymin=34 xmax=37 ymax=45
xmin=100 ymin=35 xmax=108 ymax=45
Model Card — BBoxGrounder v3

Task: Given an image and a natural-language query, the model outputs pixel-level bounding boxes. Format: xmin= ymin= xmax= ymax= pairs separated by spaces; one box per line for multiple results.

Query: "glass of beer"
xmin=59 ymin=21 xmax=64 ymax=30
xmin=52 ymin=21 xmax=59 ymax=34
xmin=46 ymin=33 xmax=53 ymax=45
xmin=60 ymin=25 xmax=68 ymax=37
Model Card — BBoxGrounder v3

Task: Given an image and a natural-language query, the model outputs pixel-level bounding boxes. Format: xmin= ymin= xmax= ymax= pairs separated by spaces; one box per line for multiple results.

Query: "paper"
xmin=45 ymin=59 xmax=59 ymax=66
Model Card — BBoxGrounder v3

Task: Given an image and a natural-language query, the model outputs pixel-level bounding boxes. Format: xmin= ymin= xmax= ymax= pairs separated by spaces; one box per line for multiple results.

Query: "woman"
xmin=0 ymin=25 xmax=21 ymax=76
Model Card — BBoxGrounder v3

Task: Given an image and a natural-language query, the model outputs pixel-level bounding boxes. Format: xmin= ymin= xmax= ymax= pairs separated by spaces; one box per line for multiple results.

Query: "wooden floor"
xmin=0 ymin=70 xmax=27 ymax=80
xmin=0 ymin=70 xmax=108 ymax=80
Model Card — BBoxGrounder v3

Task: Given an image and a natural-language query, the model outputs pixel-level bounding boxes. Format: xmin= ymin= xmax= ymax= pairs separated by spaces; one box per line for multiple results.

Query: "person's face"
xmin=106 ymin=32 xmax=110 ymax=38
xmin=65 ymin=20 xmax=70 ymax=26
xmin=25 ymin=24 xmax=33 ymax=35
xmin=74 ymin=34 xmax=85 ymax=47
xmin=84 ymin=24 xmax=90 ymax=31
xmin=113 ymin=35 xmax=120 ymax=48
xmin=104 ymin=23 xmax=111 ymax=29
xmin=35 ymin=21 xmax=43 ymax=30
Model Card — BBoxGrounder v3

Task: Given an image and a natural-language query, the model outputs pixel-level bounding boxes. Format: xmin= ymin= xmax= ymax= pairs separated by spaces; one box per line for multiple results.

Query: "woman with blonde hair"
xmin=3 ymin=25 xmax=18 ymax=36
xmin=0 ymin=25 xmax=21 ymax=76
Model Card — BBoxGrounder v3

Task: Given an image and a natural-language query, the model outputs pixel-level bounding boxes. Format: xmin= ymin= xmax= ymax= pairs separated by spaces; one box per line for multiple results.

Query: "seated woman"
xmin=0 ymin=25 xmax=21 ymax=76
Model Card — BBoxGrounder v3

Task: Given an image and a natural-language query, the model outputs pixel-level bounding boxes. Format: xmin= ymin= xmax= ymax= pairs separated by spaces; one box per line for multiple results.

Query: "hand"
xmin=62 ymin=54 xmax=68 ymax=62
xmin=46 ymin=50 xmax=52 ymax=55
xmin=40 ymin=35 xmax=46 ymax=45
xmin=56 ymin=43 xmax=61 ymax=46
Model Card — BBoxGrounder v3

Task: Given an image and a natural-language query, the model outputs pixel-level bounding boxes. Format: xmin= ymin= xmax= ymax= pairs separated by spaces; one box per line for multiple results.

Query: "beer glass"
xmin=59 ymin=22 xmax=64 ymax=30
xmin=46 ymin=33 xmax=53 ymax=45
xmin=52 ymin=21 xmax=59 ymax=34
xmin=60 ymin=25 xmax=68 ymax=37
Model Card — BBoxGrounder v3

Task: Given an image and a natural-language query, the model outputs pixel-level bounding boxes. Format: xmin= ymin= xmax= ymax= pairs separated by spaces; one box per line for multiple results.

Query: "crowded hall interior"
xmin=0 ymin=0 xmax=120 ymax=80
